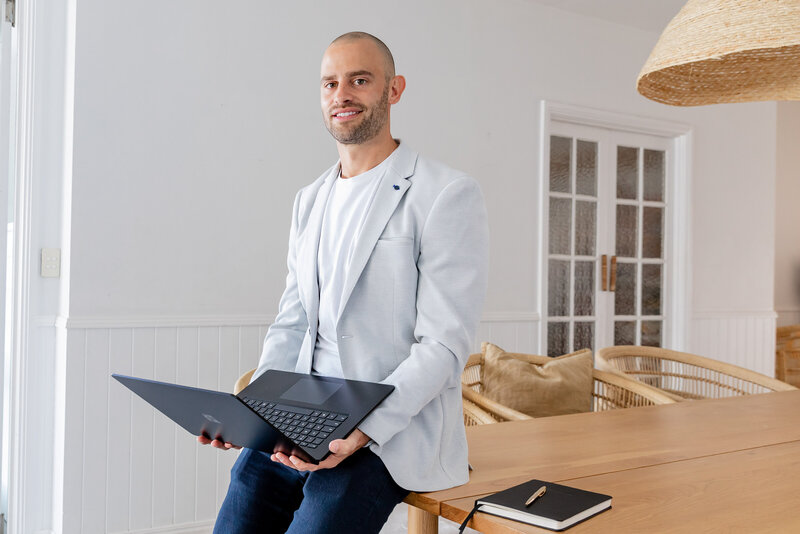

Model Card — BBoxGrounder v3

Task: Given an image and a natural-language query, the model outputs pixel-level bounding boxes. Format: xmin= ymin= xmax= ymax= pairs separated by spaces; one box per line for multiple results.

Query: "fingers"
xmin=196 ymin=435 xmax=240 ymax=450
xmin=271 ymin=452 xmax=311 ymax=470
xmin=328 ymin=438 xmax=354 ymax=456
xmin=270 ymin=451 xmax=341 ymax=472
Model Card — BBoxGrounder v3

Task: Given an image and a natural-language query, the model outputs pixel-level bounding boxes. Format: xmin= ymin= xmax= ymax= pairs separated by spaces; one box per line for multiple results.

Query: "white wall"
xmin=51 ymin=0 xmax=783 ymax=532
xmin=69 ymin=0 xmax=778 ymax=323
xmin=775 ymin=102 xmax=800 ymax=327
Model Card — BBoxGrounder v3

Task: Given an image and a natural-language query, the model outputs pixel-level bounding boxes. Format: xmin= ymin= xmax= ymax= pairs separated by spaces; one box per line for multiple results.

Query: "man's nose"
xmin=333 ymin=84 xmax=353 ymax=105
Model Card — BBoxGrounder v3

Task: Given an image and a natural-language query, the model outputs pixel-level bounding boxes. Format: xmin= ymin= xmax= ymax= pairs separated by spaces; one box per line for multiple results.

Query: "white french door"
xmin=543 ymin=121 xmax=675 ymax=356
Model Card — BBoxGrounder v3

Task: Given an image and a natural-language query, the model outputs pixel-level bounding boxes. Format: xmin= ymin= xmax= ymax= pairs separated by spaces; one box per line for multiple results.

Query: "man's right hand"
xmin=197 ymin=435 xmax=242 ymax=451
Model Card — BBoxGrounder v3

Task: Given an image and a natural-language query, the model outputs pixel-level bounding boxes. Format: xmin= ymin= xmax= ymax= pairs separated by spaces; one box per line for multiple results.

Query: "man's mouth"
xmin=332 ymin=109 xmax=363 ymax=121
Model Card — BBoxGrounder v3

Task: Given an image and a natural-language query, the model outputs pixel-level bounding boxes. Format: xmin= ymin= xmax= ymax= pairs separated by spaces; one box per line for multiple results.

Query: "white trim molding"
xmin=546 ymin=102 xmax=693 ymax=138
xmin=7 ymin=0 xmax=42 ymax=532
xmin=59 ymin=314 xmax=277 ymax=330
xmin=57 ymin=311 xmax=541 ymax=330
xmin=480 ymin=311 xmax=540 ymax=322
xmin=694 ymin=309 xmax=778 ymax=319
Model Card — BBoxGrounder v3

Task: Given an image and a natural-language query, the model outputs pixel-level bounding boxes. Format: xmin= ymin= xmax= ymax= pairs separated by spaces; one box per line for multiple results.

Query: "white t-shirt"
xmin=312 ymin=152 xmax=397 ymax=377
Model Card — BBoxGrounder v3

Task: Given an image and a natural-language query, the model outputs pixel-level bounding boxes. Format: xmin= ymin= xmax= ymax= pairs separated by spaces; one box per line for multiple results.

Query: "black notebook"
xmin=464 ymin=479 xmax=611 ymax=532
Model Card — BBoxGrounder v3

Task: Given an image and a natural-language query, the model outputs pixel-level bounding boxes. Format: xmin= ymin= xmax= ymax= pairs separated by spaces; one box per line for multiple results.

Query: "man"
xmin=205 ymin=32 xmax=488 ymax=533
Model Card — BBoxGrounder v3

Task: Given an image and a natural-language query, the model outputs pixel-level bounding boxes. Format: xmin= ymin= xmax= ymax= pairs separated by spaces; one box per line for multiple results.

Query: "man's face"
xmin=320 ymin=40 xmax=392 ymax=145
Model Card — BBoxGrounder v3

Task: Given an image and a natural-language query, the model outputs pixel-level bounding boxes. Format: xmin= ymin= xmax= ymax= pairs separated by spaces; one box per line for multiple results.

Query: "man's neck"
xmin=337 ymin=134 xmax=399 ymax=178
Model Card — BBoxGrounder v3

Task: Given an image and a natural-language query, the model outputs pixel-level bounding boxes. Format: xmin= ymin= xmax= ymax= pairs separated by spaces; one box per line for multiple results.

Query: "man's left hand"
xmin=271 ymin=428 xmax=370 ymax=471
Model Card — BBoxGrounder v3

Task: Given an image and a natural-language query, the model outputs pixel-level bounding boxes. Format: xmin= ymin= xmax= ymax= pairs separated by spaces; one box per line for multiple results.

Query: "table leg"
xmin=408 ymin=505 xmax=438 ymax=534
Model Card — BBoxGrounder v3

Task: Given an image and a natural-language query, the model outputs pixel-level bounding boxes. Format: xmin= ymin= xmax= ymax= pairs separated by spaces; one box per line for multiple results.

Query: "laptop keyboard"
xmin=240 ymin=396 xmax=349 ymax=450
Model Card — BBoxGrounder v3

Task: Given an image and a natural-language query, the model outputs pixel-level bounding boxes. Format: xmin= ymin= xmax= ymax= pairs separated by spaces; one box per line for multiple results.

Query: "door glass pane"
xmin=614 ymin=321 xmax=636 ymax=345
xmin=641 ymin=320 xmax=662 ymax=347
xmin=644 ymin=149 xmax=665 ymax=202
xmin=550 ymin=136 xmax=572 ymax=193
xmin=642 ymin=207 xmax=663 ymax=258
xmin=549 ymin=198 xmax=572 ymax=255
xmin=642 ymin=264 xmax=662 ymax=316
xmin=573 ymin=261 xmax=594 ymax=316
xmin=576 ymin=140 xmax=597 ymax=197
xmin=548 ymin=260 xmax=570 ymax=317
xmin=617 ymin=146 xmax=638 ymax=200
xmin=615 ymin=205 xmax=638 ymax=258
xmin=548 ymin=322 xmax=569 ymax=357
xmin=575 ymin=201 xmax=596 ymax=256
xmin=614 ymin=262 xmax=636 ymax=316
xmin=574 ymin=322 xmax=594 ymax=352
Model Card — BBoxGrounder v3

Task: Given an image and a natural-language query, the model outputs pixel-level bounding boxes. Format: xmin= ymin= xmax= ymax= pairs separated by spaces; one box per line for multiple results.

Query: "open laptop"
xmin=112 ymin=370 xmax=394 ymax=464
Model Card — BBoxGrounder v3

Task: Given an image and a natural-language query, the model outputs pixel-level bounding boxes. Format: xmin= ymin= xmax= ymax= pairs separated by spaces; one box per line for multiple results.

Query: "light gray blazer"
xmin=254 ymin=142 xmax=489 ymax=491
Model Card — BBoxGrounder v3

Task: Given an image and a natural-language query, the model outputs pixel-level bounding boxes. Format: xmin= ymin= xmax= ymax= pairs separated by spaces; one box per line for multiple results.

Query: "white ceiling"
xmin=530 ymin=0 xmax=687 ymax=33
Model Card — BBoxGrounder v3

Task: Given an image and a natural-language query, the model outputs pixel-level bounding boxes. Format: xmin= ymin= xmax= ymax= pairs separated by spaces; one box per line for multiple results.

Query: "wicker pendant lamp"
xmin=637 ymin=0 xmax=800 ymax=106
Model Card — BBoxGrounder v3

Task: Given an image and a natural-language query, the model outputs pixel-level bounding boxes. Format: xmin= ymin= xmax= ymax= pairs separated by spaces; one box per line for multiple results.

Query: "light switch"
xmin=41 ymin=248 xmax=61 ymax=278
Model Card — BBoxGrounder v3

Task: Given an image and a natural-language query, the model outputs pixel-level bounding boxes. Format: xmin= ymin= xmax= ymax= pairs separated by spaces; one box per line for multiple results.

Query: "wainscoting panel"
xmin=64 ymin=311 xmax=778 ymax=532
xmin=65 ymin=324 xmax=267 ymax=534
xmin=475 ymin=313 xmax=541 ymax=354
xmin=63 ymin=315 xmax=537 ymax=533
xmin=690 ymin=312 xmax=777 ymax=377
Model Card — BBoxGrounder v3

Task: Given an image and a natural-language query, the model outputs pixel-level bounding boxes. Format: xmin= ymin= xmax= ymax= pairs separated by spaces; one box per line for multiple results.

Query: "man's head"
xmin=320 ymin=32 xmax=405 ymax=145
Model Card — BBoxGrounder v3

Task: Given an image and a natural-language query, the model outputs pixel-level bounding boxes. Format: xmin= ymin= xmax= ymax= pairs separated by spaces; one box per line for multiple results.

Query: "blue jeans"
xmin=214 ymin=447 xmax=409 ymax=534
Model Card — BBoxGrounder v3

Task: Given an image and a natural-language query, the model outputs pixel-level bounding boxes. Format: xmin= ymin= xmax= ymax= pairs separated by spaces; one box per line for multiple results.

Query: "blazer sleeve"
xmin=357 ymin=175 xmax=489 ymax=446
xmin=254 ymin=190 xmax=309 ymax=377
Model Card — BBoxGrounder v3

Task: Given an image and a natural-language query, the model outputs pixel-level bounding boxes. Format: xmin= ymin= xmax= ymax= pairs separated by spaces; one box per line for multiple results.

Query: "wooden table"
xmin=405 ymin=390 xmax=800 ymax=533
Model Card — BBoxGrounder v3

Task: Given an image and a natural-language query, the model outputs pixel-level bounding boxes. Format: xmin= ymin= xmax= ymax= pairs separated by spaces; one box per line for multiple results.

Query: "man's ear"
xmin=388 ymin=75 xmax=406 ymax=105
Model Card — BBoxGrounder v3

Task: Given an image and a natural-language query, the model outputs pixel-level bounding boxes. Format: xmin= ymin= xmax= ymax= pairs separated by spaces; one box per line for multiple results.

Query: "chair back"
xmin=461 ymin=351 xmax=675 ymax=426
xmin=597 ymin=345 xmax=797 ymax=400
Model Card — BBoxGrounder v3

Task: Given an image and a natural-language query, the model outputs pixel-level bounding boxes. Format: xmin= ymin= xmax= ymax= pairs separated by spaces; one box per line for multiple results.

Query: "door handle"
xmin=610 ymin=256 xmax=617 ymax=292
xmin=601 ymin=255 xmax=608 ymax=291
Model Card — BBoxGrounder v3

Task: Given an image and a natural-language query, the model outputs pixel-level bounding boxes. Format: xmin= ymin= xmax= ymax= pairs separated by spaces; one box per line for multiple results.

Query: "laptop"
xmin=112 ymin=370 xmax=394 ymax=464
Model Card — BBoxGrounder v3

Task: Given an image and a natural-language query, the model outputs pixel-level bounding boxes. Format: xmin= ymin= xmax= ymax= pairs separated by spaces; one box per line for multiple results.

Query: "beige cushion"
xmin=481 ymin=342 xmax=593 ymax=418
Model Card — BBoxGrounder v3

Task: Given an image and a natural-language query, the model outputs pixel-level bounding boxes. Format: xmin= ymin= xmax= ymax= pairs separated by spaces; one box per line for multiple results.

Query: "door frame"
xmin=2 ymin=1 xmax=77 ymax=532
xmin=538 ymin=101 xmax=693 ymax=353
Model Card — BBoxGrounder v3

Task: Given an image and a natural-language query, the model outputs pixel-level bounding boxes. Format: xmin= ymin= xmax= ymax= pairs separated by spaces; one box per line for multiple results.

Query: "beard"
xmin=324 ymin=84 xmax=390 ymax=145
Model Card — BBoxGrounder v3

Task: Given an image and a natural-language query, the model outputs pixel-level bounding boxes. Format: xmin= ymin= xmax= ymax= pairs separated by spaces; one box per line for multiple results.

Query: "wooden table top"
xmin=442 ymin=440 xmax=800 ymax=533
xmin=407 ymin=390 xmax=800 ymax=522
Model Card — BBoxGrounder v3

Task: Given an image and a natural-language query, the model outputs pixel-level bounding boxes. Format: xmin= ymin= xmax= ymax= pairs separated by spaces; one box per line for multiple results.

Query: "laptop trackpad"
xmin=280 ymin=378 xmax=342 ymax=405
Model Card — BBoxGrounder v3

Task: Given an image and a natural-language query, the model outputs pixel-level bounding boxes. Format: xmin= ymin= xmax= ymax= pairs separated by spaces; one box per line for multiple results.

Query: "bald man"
xmin=210 ymin=32 xmax=489 ymax=533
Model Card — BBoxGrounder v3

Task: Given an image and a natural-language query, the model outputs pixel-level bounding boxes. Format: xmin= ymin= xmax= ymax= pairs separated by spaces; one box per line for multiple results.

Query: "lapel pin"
xmin=393 ymin=184 xmax=400 ymax=190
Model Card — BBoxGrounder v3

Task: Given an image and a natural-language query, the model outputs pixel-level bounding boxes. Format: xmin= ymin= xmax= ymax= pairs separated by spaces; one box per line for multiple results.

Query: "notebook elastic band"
xmin=458 ymin=502 xmax=482 ymax=533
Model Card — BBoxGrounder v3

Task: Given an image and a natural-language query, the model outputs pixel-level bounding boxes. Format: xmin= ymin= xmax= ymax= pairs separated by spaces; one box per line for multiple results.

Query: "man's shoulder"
xmin=413 ymin=152 xmax=471 ymax=182
xmin=406 ymin=151 xmax=480 ymax=202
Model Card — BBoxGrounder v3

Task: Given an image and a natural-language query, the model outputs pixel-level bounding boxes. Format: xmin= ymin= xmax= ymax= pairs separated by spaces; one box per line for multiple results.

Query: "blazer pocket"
xmin=377 ymin=236 xmax=413 ymax=246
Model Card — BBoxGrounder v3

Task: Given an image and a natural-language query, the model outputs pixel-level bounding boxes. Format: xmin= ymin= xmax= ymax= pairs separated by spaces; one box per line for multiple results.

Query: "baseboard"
xmin=124 ymin=520 xmax=214 ymax=534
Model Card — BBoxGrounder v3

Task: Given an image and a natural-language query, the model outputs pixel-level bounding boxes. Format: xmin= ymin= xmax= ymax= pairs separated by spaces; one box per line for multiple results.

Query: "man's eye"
xmin=324 ymin=82 xmax=336 ymax=89
xmin=353 ymin=78 xmax=367 ymax=86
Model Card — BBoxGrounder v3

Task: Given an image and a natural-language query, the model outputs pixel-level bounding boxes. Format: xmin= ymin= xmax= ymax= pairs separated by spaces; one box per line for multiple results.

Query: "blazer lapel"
xmin=338 ymin=144 xmax=418 ymax=321
xmin=297 ymin=165 xmax=338 ymax=329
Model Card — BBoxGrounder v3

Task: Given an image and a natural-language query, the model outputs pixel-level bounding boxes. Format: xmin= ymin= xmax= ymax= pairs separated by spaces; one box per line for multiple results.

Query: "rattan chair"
xmin=596 ymin=346 xmax=797 ymax=400
xmin=234 ymin=369 xmax=256 ymax=395
xmin=776 ymin=325 xmax=800 ymax=387
xmin=460 ymin=351 xmax=676 ymax=426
